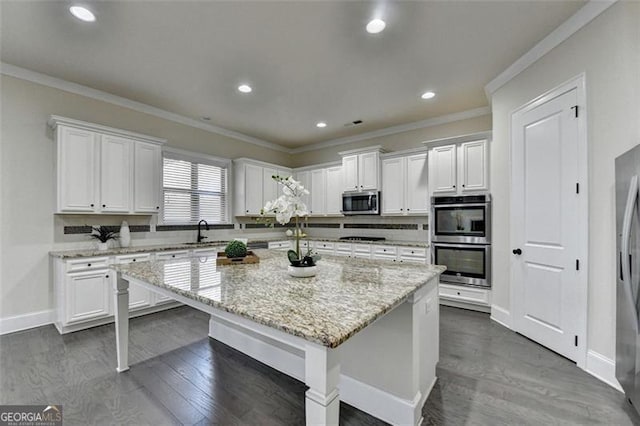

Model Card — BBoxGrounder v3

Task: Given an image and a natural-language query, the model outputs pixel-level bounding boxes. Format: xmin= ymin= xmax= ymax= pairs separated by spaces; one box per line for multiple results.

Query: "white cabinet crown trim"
xmin=48 ymin=115 xmax=166 ymax=145
xmin=337 ymin=145 xmax=385 ymax=156
xmin=421 ymin=131 xmax=492 ymax=148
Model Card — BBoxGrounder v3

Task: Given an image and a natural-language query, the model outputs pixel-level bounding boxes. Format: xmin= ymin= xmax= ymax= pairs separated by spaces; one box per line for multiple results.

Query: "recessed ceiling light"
xmin=69 ymin=6 xmax=96 ymax=22
xmin=366 ymin=19 xmax=386 ymax=34
xmin=237 ymin=84 xmax=252 ymax=93
xmin=421 ymin=91 xmax=436 ymax=100
xmin=316 ymin=122 xmax=327 ymax=128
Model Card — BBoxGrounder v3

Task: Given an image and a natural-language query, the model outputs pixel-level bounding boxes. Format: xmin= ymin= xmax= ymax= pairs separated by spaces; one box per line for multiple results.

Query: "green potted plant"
xmin=89 ymin=225 xmax=118 ymax=251
xmin=225 ymin=240 xmax=248 ymax=259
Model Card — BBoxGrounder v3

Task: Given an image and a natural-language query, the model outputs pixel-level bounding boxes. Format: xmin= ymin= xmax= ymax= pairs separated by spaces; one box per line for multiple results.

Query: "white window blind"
xmin=162 ymin=152 xmax=229 ymax=224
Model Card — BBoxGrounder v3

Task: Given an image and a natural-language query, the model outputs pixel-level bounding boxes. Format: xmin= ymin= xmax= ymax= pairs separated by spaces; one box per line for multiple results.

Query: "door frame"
xmin=509 ymin=73 xmax=588 ymax=369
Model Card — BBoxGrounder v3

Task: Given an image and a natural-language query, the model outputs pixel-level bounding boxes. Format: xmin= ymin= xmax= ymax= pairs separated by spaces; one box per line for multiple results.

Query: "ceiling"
xmin=1 ymin=1 xmax=586 ymax=149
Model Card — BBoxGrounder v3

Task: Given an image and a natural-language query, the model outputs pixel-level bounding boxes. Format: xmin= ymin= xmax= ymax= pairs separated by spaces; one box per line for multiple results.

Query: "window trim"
xmin=161 ymin=147 xmax=233 ymax=225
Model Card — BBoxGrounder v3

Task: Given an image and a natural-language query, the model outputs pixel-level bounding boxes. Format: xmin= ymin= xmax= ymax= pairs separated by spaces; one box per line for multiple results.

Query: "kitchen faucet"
xmin=197 ymin=220 xmax=209 ymax=243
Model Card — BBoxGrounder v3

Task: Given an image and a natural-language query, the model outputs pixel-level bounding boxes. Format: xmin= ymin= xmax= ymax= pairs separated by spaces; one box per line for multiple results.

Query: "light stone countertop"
xmin=49 ymin=237 xmax=429 ymax=259
xmin=113 ymin=249 xmax=445 ymax=348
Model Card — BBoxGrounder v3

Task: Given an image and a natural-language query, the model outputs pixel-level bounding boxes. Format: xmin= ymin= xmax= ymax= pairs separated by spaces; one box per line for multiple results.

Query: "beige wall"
xmin=490 ymin=1 xmax=640 ymax=359
xmin=0 ymin=75 xmax=291 ymax=319
xmin=290 ymin=114 xmax=492 ymax=167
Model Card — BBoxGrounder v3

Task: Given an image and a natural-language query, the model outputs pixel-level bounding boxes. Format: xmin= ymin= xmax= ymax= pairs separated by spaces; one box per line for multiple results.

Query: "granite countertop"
xmin=49 ymin=241 xmax=230 ymax=259
xmin=113 ymin=249 xmax=445 ymax=348
xmin=49 ymin=237 xmax=429 ymax=259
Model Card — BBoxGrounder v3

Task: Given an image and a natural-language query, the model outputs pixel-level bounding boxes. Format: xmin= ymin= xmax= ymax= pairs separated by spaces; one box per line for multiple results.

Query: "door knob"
xmin=512 ymin=248 xmax=522 ymax=255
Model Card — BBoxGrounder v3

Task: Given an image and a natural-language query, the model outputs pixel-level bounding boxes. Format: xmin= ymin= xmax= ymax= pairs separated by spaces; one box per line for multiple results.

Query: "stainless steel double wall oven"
xmin=431 ymin=194 xmax=491 ymax=288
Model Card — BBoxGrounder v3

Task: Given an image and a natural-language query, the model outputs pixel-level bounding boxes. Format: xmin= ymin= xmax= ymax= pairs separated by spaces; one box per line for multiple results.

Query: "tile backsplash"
xmin=54 ymin=213 xmax=429 ymax=251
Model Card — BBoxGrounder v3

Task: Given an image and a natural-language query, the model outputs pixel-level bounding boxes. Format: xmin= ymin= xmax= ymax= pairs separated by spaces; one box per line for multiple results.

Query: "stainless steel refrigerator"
xmin=616 ymin=144 xmax=640 ymax=413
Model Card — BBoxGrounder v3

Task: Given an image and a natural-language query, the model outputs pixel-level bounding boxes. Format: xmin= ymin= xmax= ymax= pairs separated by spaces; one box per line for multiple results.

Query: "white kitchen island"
xmin=112 ymin=249 xmax=444 ymax=425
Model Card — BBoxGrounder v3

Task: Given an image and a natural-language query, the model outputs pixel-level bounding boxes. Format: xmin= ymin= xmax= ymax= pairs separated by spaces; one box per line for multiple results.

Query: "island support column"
xmin=305 ymin=343 xmax=340 ymax=426
xmin=114 ymin=273 xmax=130 ymax=372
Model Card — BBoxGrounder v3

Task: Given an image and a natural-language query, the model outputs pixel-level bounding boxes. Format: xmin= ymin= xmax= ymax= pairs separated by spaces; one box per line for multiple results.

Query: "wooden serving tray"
xmin=216 ymin=251 xmax=260 ymax=266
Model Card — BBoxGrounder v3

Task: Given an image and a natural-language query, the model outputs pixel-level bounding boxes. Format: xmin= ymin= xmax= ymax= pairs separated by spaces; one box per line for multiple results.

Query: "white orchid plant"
xmin=260 ymin=175 xmax=312 ymax=263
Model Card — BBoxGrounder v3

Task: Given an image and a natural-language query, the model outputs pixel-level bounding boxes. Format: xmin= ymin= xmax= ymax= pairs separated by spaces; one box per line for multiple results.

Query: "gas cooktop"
xmin=339 ymin=236 xmax=386 ymax=242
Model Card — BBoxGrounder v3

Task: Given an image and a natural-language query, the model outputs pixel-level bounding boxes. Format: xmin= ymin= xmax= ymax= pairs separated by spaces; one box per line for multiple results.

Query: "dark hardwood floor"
xmin=1 ymin=305 xmax=638 ymax=425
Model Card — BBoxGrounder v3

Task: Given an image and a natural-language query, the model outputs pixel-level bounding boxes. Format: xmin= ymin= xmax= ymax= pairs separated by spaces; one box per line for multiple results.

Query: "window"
xmin=162 ymin=149 xmax=229 ymax=224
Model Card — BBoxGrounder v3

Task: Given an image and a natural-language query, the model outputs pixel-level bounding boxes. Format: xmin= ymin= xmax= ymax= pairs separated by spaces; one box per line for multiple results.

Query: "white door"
xmin=244 ymin=163 xmax=263 ymax=215
xmin=342 ymin=155 xmax=358 ymax=192
xmin=511 ymin=87 xmax=582 ymax=362
xmin=430 ymin=145 xmax=457 ymax=193
xmin=100 ymin=135 xmax=132 ymax=213
xmin=359 ymin=152 xmax=379 ymax=191
xmin=325 ymin=166 xmax=343 ymax=215
xmin=405 ymin=153 xmax=429 ymax=214
xmin=310 ymin=169 xmax=326 ymax=215
xmin=381 ymin=157 xmax=405 ymax=214
xmin=459 ymin=140 xmax=488 ymax=192
xmin=134 ymin=142 xmax=161 ymax=213
xmin=57 ymin=126 xmax=98 ymax=212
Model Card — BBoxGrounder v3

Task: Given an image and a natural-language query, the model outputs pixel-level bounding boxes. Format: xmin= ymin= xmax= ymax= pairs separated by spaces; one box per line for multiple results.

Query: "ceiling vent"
xmin=344 ymin=120 xmax=363 ymax=127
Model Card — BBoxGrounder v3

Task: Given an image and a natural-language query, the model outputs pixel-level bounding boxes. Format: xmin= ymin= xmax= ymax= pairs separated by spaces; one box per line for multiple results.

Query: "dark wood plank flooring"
xmin=1 ymin=306 xmax=638 ymax=425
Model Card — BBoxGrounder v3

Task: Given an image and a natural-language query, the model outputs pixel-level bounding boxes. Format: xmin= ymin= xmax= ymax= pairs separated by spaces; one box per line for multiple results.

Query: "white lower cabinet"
xmin=114 ymin=254 xmax=152 ymax=311
xmin=307 ymin=241 xmax=428 ymax=264
xmin=439 ymin=283 xmax=491 ymax=312
xmin=53 ymin=252 xmax=186 ymax=334
xmin=65 ymin=269 xmax=111 ymax=324
xmin=268 ymin=241 xmax=292 ymax=251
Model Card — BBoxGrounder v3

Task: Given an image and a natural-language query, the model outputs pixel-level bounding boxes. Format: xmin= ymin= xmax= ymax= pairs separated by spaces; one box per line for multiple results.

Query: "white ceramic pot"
xmin=98 ymin=242 xmax=109 ymax=251
xmin=287 ymin=265 xmax=317 ymax=278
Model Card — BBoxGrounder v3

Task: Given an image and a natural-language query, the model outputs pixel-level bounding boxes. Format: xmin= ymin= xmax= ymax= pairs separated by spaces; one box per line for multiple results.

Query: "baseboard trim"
xmin=490 ymin=304 xmax=511 ymax=329
xmin=585 ymin=350 xmax=623 ymax=392
xmin=0 ymin=309 xmax=53 ymax=335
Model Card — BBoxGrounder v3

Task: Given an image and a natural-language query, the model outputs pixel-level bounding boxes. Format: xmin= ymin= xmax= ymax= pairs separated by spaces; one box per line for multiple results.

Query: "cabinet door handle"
xmin=90 ymin=204 xmax=94 ymax=207
xmin=87 ymin=263 xmax=91 ymax=267
xmin=462 ymin=184 xmax=465 ymax=188
xmin=400 ymin=208 xmax=403 ymax=211
xmin=407 ymin=208 xmax=410 ymax=211
xmin=453 ymin=185 xmax=456 ymax=188
xmin=156 ymin=206 xmax=160 ymax=209
xmin=102 ymin=204 xmax=106 ymax=208
xmin=132 ymin=259 xmax=136 ymax=262
xmin=246 ymin=210 xmax=249 ymax=213
xmin=105 ymin=275 xmax=109 ymax=278
xmin=172 ymin=254 xmax=176 ymax=258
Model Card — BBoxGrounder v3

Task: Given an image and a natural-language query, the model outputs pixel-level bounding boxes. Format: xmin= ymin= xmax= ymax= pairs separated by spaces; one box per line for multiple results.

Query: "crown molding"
xmin=48 ymin=115 xmax=167 ymax=145
xmin=289 ymin=106 xmax=491 ymax=154
xmin=1 ymin=62 xmax=291 ymax=153
xmin=484 ymin=0 xmax=617 ymax=97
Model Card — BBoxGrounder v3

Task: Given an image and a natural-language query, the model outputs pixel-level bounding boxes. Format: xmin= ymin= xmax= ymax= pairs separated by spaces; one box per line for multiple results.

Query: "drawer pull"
xmin=132 ymin=259 xmax=136 ymax=262
xmin=87 ymin=263 xmax=91 ymax=267
xmin=172 ymin=254 xmax=176 ymax=258
xmin=457 ymin=292 xmax=461 ymax=295
xmin=106 ymin=275 xmax=109 ymax=278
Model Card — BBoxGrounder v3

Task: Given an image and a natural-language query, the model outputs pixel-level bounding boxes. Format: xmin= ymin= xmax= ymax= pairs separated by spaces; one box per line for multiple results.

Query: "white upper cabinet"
xmin=429 ymin=144 xmax=457 ymax=194
xmin=459 ymin=140 xmax=488 ymax=192
xmin=428 ymin=139 xmax=489 ymax=195
xmin=325 ymin=166 xmax=343 ymax=215
xmin=358 ymin=151 xmax=379 ymax=191
xmin=233 ymin=159 xmax=292 ymax=216
xmin=56 ymin=126 xmax=98 ymax=212
xmin=295 ymin=170 xmax=312 ymax=209
xmin=405 ymin=153 xmax=429 ymax=214
xmin=134 ymin=142 xmax=162 ymax=213
xmin=382 ymin=153 xmax=428 ymax=215
xmin=341 ymin=149 xmax=380 ymax=192
xmin=342 ymin=155 xmax=359 ymax=191
xmin=243 ymin=163 xmax=264 ymax=215
xmin=50 ymin=116 xmax=166 ymax=214
xmin=100 ymin=135 xmax=132 ymax=213
xmin=381 ymin=157 xmax=405 ymax=215
xmin=294 ymin=165 xmax=343 ymax=216
xmin=310 ymin=168 xmax=326 ymax=215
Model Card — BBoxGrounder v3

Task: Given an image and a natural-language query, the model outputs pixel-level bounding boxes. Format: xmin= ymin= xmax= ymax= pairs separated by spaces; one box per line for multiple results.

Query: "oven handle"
xmin=432 ymin=243 xmax=490 ymax=249
xmin=432 ymin=203 xmax=489 ymax=208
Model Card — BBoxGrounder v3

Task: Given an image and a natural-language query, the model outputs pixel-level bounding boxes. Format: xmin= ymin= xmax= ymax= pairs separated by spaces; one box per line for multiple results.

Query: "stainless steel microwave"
xmin=342 ymin=191 xmax=380 ymax=215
